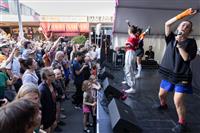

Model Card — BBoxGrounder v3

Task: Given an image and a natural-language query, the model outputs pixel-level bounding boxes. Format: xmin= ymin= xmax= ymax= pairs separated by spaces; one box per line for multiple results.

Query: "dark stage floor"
xmin=59 ymin=68 xmax=200 ymax=133
xmin=106 ymin=68 xmax=200 ymax=133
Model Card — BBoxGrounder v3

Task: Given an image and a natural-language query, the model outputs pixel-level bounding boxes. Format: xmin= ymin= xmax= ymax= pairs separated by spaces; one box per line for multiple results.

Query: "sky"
xmin=19 ymin=0 xmax=116 ymax=16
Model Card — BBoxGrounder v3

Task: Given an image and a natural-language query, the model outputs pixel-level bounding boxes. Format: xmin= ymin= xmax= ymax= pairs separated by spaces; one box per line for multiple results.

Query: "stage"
xmin=97 ymin=68 xmax=200 ymax=133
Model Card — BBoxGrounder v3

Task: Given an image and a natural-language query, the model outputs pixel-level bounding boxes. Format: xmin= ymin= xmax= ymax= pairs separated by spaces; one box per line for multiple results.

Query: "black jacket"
xmin=39 ymin=82 xmax=56 ymax=129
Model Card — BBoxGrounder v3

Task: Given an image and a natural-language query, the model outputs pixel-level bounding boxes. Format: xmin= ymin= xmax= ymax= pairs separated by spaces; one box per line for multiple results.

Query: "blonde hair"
xmin=82 ymin=80 xmax=92 ymax=92
xmin=16 ymin=83 xmax=40 ymax=99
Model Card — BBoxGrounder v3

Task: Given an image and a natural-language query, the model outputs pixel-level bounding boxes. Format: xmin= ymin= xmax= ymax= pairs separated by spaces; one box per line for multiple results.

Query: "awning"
xmin=114 ymin=0 xmax=200 ymax=35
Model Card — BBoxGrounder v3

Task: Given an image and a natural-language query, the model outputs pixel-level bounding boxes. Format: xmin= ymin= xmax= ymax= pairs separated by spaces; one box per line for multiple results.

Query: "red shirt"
xmin=125 ymin=35 xmax=139 ymax=51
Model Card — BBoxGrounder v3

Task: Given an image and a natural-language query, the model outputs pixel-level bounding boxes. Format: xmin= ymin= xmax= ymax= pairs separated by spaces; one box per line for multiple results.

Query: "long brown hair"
xmin=0 ymin=99 xmax=40 ymax=133
xmin=82 ymin=80 xmax=92 ymax=91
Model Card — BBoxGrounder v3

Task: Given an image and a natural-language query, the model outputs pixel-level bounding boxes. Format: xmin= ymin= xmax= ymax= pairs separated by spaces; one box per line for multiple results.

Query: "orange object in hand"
xmin=176 ymin=8 xmax=193 ymax=20
xmin=139 ymin=33 xmax=145 ymax=40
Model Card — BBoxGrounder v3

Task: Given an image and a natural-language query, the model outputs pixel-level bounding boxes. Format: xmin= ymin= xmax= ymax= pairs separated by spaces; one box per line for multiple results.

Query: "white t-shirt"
xmin=89 ymin=50 xmax=97 ymax=60
xmin=96 ymin=47 xmax=101 ymax=60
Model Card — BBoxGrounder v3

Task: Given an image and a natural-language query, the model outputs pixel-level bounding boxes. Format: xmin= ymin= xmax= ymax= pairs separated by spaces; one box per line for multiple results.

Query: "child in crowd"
xmin=82 ymin=75 xmax=101 ymax=133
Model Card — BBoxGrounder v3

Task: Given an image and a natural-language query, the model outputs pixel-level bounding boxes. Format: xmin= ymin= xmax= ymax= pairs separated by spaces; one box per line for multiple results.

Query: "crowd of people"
xmin=0 ymin=28 xmax=102 ymax=133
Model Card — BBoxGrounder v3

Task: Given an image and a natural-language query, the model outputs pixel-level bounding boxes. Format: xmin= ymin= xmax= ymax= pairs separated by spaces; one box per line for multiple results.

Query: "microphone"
xmin=145 ymin=26 xmax=151 ymax=33
xmin=126 ymin=19 xmax=131 ymax=27
xmin=175 ymin=30 xmax=183 ymax=36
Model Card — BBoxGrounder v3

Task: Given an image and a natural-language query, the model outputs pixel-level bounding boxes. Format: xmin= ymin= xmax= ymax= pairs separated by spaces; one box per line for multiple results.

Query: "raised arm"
xmin=50 ymin=36 xmax=63 ymax=52
xmin=165 ymin=8 xmax=197 ymax=36
xmin=5 ymin=47 xmax=17 ymax=65
xmin=139 ymin=26 xmax=150 ymax=40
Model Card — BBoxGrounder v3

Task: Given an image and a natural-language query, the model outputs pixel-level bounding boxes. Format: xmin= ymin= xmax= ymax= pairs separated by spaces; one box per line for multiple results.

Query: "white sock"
xmin=137 ymin=64 xmax=142 ymax=76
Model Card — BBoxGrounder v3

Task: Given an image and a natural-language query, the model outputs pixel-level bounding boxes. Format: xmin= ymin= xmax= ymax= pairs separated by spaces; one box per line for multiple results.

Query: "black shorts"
xmin=135 ymin=48 xmax=144 ymax=57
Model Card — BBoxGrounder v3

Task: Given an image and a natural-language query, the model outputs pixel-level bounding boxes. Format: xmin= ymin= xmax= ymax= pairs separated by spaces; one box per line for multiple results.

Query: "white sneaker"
xmin=125 ymin=88 xmax=136 ymax=93
xmin=135 ymin=74 xmax=140 ymax=79
xmin=121 ymin=81 xmax=127 ymax=84
xmin=134 ymin=71 xmax=137 ymax=75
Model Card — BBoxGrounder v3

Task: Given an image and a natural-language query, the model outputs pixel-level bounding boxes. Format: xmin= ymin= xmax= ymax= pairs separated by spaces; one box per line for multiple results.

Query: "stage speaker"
xmin=98 ymin=67 xmax=114 ymax=80
xmin=102 ymin=78 xmax=122 ymax=102
xmin=108 ymin=98 xmax=142 ymax=133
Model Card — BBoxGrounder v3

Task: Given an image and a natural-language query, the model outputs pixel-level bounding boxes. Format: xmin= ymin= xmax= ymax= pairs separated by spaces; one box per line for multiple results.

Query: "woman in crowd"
xmin=22 ymin=58 xmax=39 ymax=86
xmin=15 ymin=83 xmax=46 ymax=133
xmin=39 ymin=67 xmax=57 ymax=133
xmin=0 ymin=99 xmax=41 ymax=133
xmin=16 ymin=83 xmax=40 ymax=104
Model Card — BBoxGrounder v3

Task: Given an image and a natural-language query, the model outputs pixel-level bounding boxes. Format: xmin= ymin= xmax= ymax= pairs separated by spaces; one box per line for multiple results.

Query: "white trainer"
xmin=125 ymin=88 xmax=136 ymax=93
xmin=121 ymin=81 xmax=127 ymax=84
xmin=135 ymin=74 xmax=140 ymax=79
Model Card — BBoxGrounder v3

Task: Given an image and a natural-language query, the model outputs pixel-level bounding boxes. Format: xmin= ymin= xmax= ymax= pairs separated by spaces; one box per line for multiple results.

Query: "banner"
xmin=0 ymin=0 xmax=9 ymax=13
xmin=87 ymin=16 xmax=113 ymax=23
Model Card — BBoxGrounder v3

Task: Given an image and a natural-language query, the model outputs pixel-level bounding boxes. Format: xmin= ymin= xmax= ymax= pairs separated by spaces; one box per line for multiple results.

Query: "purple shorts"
xmin=83 ymin=105 xmax=92 ymax=113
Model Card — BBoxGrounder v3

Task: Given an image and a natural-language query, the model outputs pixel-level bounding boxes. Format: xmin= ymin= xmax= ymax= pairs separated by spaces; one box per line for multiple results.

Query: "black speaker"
xmin=108 ymin=98 xmax=142 ymax=133
xmin=98 ymin=67 xmax=114 ymax=80
xmin=102 ymin=78 xmax=122 ymax=102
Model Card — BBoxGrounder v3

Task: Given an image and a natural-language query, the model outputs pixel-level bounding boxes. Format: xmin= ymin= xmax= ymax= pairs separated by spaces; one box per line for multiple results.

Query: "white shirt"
xmin=96 ymin=47 xmax=101 ymax=59
xmin=6 ymin=57 xmax=21 ymax=77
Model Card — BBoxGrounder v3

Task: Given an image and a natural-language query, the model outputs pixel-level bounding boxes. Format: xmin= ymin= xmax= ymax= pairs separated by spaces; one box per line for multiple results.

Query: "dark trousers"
xmin=73 ymin=83 xmax=83 ymax=106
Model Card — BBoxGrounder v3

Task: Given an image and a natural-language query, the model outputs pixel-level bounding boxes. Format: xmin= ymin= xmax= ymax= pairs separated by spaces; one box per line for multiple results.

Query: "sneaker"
xmin=75 ymin=105 xmax=82 ymax=110
xmin=152 ymin=103 xmax=168 ymax=110
xmin=134 ymin=71 xmax=137 ymax=75
xmin=172 ymin=123 xmax=187 ymax=133
xmin=135 ymin=74 xmax=140 ymax=79
xmin=83 ymin=128 xmax=91 ymax=133
xmin=60 ymin=107 xmax=65 ymax=111
xmin=60 ymin=113 xmax=67 ymax=119
xmin=125 ymin=88 xmax=136 ymax=93
xmin=121 ymin=81 xmax=127 ymax=84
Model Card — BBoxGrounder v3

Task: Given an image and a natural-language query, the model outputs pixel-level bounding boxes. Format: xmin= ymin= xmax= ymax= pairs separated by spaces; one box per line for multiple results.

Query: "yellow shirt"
xmin=0 ymin=54 xmax=7 ymax=63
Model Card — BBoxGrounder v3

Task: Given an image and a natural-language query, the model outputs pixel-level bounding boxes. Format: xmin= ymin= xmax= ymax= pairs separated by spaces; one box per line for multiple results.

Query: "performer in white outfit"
xmin=122 ymin=20 xmax=139 ymax=93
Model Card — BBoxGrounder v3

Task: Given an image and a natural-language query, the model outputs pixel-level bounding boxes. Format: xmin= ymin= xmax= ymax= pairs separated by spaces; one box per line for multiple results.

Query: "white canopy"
xmin=114 ymin=0 xmax=200 ymax=35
